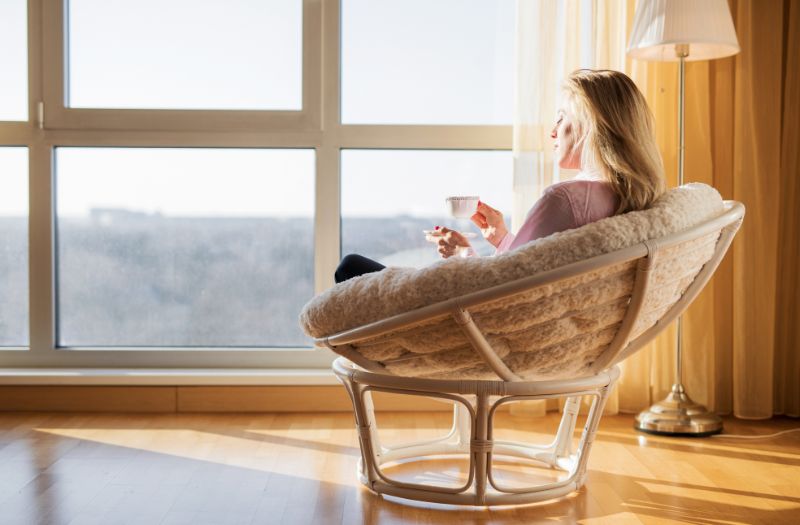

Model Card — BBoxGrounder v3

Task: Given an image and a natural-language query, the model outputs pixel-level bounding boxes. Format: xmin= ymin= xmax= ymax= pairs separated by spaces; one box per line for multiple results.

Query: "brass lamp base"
xmin=635 ymin=383 xmax=723 ymax=437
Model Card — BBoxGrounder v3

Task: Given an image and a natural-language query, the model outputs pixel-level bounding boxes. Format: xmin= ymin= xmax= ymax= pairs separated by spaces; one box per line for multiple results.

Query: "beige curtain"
xmin=624 ymin=0 xmax=800 ymax=419
xmin=774 ymin=0 xmax=800 ymax=418
xmin=514 ymin=0 xmax=800 ymax=418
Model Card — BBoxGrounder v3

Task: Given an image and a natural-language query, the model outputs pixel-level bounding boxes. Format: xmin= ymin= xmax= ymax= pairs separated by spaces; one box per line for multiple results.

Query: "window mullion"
xmin=303 ymin=0 xmax=323 ymax=130
xmin=314 ymin=0 xmax=343 ymax=294
xmin=27 ymin=142 xmax=55 ymax=356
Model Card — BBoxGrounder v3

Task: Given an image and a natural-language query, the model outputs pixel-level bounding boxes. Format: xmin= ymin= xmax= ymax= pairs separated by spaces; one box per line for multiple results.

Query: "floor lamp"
xmin=627 ymin=0 xmax=740 ymax=436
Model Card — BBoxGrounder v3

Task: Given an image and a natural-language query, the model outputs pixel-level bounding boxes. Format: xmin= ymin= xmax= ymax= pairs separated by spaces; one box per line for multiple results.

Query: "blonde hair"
xmin=562 ymin=69 xmax=665 ymax=213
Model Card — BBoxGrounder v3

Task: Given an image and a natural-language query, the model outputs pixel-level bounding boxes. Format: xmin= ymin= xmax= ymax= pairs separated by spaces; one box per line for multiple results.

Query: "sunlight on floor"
xmin=5 ymin=413 xmax=796 ymax=524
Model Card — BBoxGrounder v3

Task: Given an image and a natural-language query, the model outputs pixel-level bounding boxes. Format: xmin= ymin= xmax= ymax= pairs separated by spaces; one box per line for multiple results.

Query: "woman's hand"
xmin=436 ymin=227 xmax=471 ymax=259
xmin=471 ymin=201 xmax=508 ymax=247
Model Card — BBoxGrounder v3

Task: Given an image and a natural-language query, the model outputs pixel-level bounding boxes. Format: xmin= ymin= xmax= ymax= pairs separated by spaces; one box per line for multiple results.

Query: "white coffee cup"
xmin=446 ymin=196 xmax=480 ymax=219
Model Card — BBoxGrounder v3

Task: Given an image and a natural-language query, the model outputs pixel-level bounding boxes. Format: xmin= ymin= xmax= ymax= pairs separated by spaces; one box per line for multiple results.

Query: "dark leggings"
xmin=334 ymin=254 xmax=386 ymax=283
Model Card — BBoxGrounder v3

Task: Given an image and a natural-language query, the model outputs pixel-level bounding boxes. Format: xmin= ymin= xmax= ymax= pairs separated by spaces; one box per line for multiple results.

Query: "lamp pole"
xmin=677 ymin=43 xmax=686 ymax=391
xmin=634 ymin=43 xmax=723 ymax=436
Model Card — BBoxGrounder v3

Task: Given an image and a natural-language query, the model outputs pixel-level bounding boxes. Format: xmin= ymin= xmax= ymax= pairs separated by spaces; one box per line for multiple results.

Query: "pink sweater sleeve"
xmin=494 ymin=188 xmax=575 ymax=255
xmin=494 ymin=231 xmax=516 ymax=253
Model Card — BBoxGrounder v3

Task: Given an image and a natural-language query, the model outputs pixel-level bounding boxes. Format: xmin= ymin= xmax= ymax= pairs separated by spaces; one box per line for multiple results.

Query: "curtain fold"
xmin=513 ymin=0 xmax=559 ymax=235
xmin=774 ymin=0 xmax=800 ymax=417
xmin=730 ymin=0 xmax=783 ymax=419
xmin=513 ymin=0 xmax=799 ymax=419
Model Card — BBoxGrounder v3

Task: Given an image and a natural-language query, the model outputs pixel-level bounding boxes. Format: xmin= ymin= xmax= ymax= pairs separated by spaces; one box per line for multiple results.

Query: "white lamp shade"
xmin=627 ymin=0 xmax=740 ymax=61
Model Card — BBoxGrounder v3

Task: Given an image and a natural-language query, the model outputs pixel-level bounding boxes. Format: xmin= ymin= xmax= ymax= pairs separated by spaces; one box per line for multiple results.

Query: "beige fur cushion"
xmin=300 ymin=183 xmax=724 ymax=339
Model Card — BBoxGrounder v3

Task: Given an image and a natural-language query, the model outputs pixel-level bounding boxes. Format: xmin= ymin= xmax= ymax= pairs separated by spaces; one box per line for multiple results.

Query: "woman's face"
xmin=551 ymin=107 xmax=582 ymax=170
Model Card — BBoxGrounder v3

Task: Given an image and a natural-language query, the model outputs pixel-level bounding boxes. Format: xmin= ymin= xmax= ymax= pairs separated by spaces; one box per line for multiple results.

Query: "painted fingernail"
xmin=434 ymin=225 xmax=440 ymax=230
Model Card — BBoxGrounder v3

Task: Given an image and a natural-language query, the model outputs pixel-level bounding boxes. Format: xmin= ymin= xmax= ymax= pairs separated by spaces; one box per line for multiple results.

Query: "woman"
xmin=335 ymin=69 xmax=665 ymax=283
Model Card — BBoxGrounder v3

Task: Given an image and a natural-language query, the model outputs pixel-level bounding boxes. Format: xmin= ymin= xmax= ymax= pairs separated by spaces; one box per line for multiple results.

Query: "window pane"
xmin=341 ymin=150 xmax=513 ymax=268
xmin=0 ymin=0 xmax=28 ymax=121
xmin=0 ymin=148 xmax=29 ymax=346
xmin=67 ymin=0 xmax=302 ymax=110
xmin=55 ymin=148 xmax=314 ymax=347
xmin=342 ymin=0 xmax=514 ymax=125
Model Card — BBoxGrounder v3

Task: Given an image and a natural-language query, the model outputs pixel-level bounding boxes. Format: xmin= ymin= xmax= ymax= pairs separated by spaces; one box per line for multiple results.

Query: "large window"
xmin=0 ymin=0 xmax=513 ymax=369
xmin=56 ymin=148 xmax=314 ymax=347
xmin=342 ymin=0 xmax=514 ymax=124
xmin=66 ymin=0 xmax=303 ymax=110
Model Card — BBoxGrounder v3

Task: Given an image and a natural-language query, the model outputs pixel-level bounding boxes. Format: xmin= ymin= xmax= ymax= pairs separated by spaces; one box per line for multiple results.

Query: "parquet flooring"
xmin=0 ymin=412 xmax=798 ymax=524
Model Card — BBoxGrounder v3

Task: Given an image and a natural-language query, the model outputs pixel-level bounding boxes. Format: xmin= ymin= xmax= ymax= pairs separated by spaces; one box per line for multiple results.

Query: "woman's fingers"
xmin=438 ymin=227 xmax=453 ymax=241
xmin=476 ymin=202 xmax=505 ymax=233
xmin=477 ymin=201 xmax=496 ymax=214
xmin=440 ymin=229 xmax=469 ymax=246
xmin=436 ymin=228 xmax=469 ymax=258
xmin=437 ymin=237 xmax=454 ymax=255
xmin=477 ymin=202 xmax=503 ymax=220
xmin=471 ymin=212 xmax=488 ymax=229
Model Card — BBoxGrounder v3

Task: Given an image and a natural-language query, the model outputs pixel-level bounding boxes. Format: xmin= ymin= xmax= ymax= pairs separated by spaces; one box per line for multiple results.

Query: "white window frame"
xmin=0 ymin=0 xmax=512 ymax=370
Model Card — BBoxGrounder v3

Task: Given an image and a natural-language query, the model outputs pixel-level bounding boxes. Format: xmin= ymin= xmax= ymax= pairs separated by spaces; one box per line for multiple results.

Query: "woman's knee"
xmin=335 ymin=253 xmax=385 ymax=283
xmin=335 ymin=254 xmax=362 ymax=283
xmin=339 ymin=253 xmax=367 ymax=267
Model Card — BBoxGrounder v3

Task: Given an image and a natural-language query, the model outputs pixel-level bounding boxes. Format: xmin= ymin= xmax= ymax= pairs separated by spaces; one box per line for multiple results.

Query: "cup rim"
xmin=445 ymin=195 xmax=480 ymax=201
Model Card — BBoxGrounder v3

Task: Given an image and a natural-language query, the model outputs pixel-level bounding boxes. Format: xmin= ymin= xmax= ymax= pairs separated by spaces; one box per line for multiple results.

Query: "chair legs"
xmin=333 ymin=358 xmax=620 ymax=506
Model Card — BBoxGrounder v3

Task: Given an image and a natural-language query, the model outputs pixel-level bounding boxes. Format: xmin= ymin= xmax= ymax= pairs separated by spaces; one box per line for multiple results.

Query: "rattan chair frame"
xmin=320 ymin=202 xmax=744 ymax=506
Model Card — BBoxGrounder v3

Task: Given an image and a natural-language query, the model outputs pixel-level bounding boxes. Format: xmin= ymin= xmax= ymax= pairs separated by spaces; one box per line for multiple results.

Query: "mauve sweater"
xmin=494 ymin=178 xmax=620 ymax=255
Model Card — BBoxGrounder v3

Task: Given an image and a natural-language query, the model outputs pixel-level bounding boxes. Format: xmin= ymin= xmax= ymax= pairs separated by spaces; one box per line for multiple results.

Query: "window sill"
xmin=0 ymin=368 xmax=338 ymax=386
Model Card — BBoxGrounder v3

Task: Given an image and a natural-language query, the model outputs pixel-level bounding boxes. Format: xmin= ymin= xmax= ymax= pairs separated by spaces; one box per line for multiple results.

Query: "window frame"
xmin=0 ymin=0 xmax=512 ymax=370
xmin=44 ymin=0 xmax=322 ymax=131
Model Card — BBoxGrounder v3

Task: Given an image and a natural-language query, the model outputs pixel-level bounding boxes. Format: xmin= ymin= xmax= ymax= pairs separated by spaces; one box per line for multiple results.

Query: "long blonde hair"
xmin=562 ymin=69 xmax=665 ymax=213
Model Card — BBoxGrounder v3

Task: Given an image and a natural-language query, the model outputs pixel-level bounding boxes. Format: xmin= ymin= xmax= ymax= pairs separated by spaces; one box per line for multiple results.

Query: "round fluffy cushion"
xmin=299 ymin=183 xmax=724 ymax=339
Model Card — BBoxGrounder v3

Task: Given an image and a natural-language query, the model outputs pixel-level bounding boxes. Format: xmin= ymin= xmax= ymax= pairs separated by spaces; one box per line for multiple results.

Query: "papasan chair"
xmin=299 ymin=183 xmax=744 ymax=506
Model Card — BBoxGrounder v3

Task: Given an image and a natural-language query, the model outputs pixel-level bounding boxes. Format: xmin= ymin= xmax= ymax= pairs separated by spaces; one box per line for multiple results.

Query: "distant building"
xmin=90 ymin=208 xmax=163 ymax=226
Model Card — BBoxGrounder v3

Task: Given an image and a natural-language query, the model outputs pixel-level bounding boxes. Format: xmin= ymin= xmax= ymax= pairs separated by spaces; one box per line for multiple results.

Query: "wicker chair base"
xmin=333 ymin=357 xmax=620 ymax=506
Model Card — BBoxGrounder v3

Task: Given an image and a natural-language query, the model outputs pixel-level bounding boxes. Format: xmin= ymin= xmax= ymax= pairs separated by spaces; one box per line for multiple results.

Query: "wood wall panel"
xmin=0 ymin=386 xmax=176 ymax=412
xmin=0 ymin=386 xmax=454 ymax=412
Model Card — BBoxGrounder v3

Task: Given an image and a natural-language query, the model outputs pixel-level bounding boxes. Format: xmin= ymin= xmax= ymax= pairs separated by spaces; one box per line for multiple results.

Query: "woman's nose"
xmin=550 ymin=126 xmax=557 ymax=139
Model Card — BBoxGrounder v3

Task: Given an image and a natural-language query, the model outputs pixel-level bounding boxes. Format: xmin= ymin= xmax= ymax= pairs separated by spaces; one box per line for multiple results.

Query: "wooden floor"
xmin=0 ymin=411 xmax=798 ymax=525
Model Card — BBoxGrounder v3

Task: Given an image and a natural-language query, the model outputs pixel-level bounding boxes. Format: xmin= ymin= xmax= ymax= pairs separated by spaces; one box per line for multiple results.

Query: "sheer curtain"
xmin=513 ymin=0 xmax=627 ymax=234
xmin=513 ymin=0 xmax=628 ymax=416
xmin=513 ymin=0 xmax=800 ymax=418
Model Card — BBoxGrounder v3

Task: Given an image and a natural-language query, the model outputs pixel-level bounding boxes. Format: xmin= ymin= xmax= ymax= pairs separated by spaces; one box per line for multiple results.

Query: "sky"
xmin=0 ymin=0 xmax=27 ymax=121
xmin=1 ymin=0 xmax=516 ymax=218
